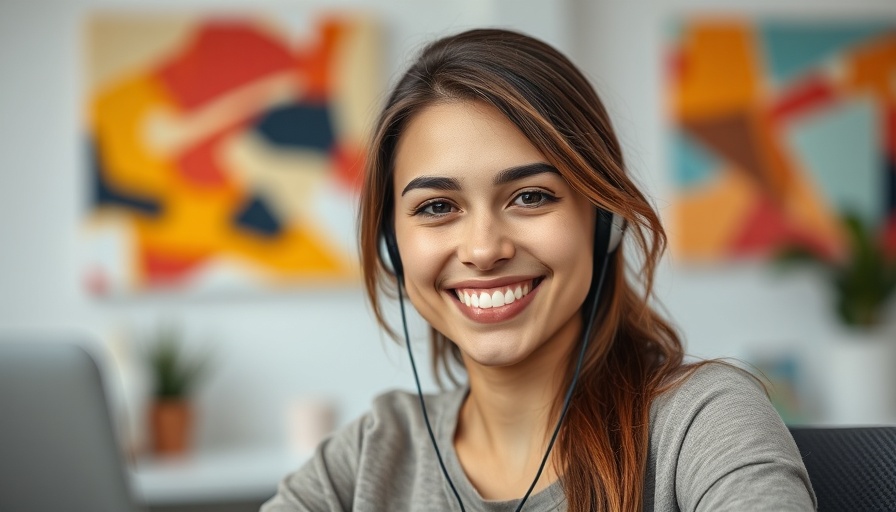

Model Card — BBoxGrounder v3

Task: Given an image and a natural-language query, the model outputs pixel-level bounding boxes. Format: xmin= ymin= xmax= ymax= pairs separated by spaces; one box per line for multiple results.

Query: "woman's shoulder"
xmin=651 ymin=361 xmax=764 ymax=418
xmin=646 ymin=361 xmax=816 ymax=511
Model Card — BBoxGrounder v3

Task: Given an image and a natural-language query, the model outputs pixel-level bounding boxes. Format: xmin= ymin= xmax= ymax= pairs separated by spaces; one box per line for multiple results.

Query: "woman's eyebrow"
xmin=401 ymin=176 xmax=460 ymax=196
xmin=400 ymin=162 xmax=559 ymax=197
xmin=493 ymin=162 xmax=560 ymax=185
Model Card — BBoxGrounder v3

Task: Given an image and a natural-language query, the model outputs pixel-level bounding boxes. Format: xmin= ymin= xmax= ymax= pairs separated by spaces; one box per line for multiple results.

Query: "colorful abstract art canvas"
xmin=83 ymin=13 xmax=379 ymax=295
xmin=667 ymin=20 xmax=896 ymax=262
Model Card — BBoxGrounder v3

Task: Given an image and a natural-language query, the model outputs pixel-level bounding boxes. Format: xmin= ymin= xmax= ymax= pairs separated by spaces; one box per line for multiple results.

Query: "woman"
xmin=263 ymin=29 xmax=815 ymax=511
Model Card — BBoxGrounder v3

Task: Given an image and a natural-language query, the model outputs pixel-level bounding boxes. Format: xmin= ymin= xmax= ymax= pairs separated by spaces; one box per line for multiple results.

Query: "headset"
xmin=383 ymin=207 xmax=625 ymax=512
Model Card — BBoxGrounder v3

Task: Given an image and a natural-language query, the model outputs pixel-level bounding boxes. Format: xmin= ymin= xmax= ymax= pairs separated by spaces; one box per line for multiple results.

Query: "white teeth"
xmin=455 ymin=280 xmax=536 ymax=310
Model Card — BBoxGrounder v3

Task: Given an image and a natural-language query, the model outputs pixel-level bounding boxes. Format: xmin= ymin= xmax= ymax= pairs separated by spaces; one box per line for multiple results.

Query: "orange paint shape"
xmin=777 ymin=161 xmax=844 ymax=260
xmin=672 ymin=167 xmax=758 ymax=261
xmin=674 ymin=22 xmax=762 ymax=121
xmin=845 ymin=34 xmax=896 ymax=100
xmin=296 ymin=17 xmax=347 ymax=101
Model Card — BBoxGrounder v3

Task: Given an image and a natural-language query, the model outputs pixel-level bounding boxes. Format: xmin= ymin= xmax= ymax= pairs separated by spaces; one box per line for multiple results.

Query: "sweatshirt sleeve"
xmin=260 ymin=414 xmax=366 ymax=512
xmin=648 ymin=364 xmax=817 ymax=512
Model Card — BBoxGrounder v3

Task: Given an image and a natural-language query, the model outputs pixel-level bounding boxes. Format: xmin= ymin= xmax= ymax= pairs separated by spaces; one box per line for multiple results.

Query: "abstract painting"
xmin=83 ymin=12 xmax=379 ymax=295
xmin=667 ymin=19 xmax=896 ymax=262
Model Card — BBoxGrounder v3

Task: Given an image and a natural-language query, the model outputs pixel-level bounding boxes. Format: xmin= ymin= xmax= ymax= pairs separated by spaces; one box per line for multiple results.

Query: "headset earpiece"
xmin=595 ymin=208 xmax=626 ymax=257
xmin=607 ymin=212 xmax=625 ymax=253
xmin=383 ymin=225 xmax=404 ymax=278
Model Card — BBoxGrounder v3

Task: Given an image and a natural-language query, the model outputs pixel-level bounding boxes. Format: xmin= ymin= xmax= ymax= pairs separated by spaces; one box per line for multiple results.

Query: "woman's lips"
xmin=449 ymin=278 xmax=542 ymax=324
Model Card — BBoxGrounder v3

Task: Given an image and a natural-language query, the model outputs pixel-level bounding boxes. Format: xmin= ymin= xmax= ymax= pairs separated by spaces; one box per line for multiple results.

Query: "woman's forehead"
xmin=392 ymin=100 xmax=548 ymax=190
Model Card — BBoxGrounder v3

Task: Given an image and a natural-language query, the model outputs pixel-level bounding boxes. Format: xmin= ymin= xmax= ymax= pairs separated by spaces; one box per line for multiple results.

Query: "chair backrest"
xmin=0 ymin=341 xmax=142 ymax=512
xmin=789 ymin=426 xmax=896 ymax=511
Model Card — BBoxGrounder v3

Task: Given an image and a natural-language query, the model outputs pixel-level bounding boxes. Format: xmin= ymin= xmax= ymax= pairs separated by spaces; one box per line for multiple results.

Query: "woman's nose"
xmin=456 ymin=214 xmax=515 ymax=271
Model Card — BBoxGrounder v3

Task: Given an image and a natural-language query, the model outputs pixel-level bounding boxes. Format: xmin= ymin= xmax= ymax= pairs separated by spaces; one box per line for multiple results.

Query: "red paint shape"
xmin=331 ymin=142 xmax=365 ymax=192
xmin=729 ymin=197 xmax=837 ymax=260
xmin=156 ymin=21 xmax=295 ymax=110
xmin=770 ymin=74 xmax=836 ymax=124
xmin=142 ymin=247 xmax=207 ymax=287
xmin=176 ymin=128 xmax=240 ymax=188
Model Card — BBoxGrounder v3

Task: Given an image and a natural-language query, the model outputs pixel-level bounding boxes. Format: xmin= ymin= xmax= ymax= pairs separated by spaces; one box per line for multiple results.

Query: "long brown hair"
xmin=359 ymin=29 xmax=689 ymax=512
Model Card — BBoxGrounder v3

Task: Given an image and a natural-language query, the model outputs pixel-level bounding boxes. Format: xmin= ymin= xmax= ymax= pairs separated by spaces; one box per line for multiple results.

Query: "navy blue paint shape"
xmin=233 ymin=195 xmax=282 ymax=237
xmin=88 ymin=138 xmax=161 ymax=216
xmin=255 ymin=102 xmax=335 ymax=152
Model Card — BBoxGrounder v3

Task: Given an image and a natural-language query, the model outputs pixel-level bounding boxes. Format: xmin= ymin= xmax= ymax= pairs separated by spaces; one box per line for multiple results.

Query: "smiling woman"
xmin=262 ymin=29 xmax=816 ymax=512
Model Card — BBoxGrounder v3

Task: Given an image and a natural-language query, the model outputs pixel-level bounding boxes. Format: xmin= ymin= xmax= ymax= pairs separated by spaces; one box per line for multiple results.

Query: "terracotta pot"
xmin=149 ymin=399 xmax=193 ymax=455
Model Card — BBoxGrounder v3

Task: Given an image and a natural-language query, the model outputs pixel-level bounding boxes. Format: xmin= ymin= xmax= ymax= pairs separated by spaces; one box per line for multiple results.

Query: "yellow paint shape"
xmin=91 ymin=74 xmax=180 ymax=195
xmin=131 ymin=178 xmax=351 ymax=276
xmin=674 ymin=22 xmax=761 ymax=121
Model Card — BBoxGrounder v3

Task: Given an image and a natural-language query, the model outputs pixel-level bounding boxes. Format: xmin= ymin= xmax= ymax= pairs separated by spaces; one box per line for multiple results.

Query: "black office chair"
xmin=788 ymin=426 xmax=896 ymax=511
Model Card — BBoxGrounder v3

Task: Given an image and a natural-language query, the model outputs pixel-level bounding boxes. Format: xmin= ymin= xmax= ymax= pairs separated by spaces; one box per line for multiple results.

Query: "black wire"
xmin=397 ymin=274 xmax=467 ymax=512
xmin=513 ymin=253 xmax=609 ymax=512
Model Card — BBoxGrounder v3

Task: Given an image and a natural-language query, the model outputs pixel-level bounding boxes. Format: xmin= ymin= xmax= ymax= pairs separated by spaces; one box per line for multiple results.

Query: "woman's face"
xmin=392 ymin=100 xmax=596 ymax=369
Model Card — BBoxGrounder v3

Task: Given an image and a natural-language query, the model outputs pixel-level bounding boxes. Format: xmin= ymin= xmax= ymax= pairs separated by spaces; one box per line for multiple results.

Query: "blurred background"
xmin=2 ymin=0 xmax=896 ymax=510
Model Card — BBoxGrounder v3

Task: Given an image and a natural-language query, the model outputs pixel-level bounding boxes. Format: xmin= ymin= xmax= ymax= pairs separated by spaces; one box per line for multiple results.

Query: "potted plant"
xmin=776 ymin=210 xmax=896 ymax=423
xmin=144 ymin=323 xmax=212 ymax=455
xmin=777 ymin=211 xmax=896 ymax=326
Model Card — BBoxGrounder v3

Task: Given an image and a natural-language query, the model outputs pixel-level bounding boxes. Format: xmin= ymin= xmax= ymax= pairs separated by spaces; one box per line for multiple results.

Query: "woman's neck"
xmin=454 ymin=316 xmax=581 ymax=499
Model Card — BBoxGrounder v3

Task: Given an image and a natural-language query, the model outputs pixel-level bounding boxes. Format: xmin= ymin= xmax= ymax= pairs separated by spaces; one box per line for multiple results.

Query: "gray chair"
xmin=789 ymin=426 xmax=896 ymax=511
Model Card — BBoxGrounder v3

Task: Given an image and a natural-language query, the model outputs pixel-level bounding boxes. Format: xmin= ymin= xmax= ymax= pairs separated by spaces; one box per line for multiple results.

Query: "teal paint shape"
xmin=786 ymin=96 xmax=882 ymax=222
xmin=760 ymin=22 xmax=893 ymax=84
xmin=673 ymin=131 xmax=720 ymax=189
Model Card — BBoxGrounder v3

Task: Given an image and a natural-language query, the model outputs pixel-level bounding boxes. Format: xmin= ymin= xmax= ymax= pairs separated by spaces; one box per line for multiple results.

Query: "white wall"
xmin=0 ymin=0 xmax=571 ymax=451
xmin=2 ymin=0 xmax=894 ymax=454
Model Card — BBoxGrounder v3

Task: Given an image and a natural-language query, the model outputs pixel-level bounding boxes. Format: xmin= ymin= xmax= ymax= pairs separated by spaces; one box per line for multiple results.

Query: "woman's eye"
xmin=417 ymin=201 xmax=455 ymax=216
xmin=513 ymin=191 xmax=554 ymax=207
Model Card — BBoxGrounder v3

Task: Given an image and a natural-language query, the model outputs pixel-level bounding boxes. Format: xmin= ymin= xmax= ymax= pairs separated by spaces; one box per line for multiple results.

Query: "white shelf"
xmin=130 ymin=447 xmax=310 ymax=505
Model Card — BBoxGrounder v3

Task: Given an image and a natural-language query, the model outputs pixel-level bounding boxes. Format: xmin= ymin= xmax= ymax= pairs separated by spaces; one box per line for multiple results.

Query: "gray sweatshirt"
xmin=262 ymin=364 xmax=816 ymax=511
